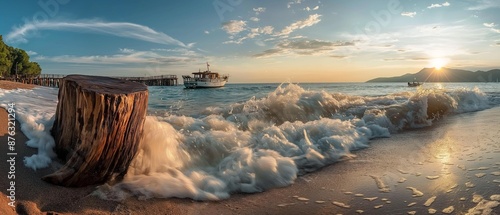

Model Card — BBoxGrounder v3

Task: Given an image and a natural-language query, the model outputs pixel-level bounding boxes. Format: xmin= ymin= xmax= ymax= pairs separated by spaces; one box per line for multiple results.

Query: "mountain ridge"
xmin=366 ymin=68 xmax=500 ymax=83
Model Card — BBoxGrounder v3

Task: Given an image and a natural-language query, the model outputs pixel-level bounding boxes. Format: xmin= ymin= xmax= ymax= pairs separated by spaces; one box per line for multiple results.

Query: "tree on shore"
xmin=0 ymin=35 xmax=42 ymax=77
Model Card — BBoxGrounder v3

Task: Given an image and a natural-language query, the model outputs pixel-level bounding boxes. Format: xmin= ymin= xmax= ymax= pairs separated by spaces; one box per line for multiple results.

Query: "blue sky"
xmin=1 ymin=0 xmax=499 ymax=83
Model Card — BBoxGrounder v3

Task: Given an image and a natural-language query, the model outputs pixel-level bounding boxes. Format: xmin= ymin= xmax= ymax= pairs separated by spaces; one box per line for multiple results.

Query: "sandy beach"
xmin=0 ymin=81 xmax=35 ymax=90
xmin=1 ymin=81 xmax=499 ymax=214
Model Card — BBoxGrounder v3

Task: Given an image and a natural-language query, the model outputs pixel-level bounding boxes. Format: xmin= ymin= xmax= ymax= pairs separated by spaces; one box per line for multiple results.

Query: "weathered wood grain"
xmin=43 ymin=75 xmax=148 ymax=187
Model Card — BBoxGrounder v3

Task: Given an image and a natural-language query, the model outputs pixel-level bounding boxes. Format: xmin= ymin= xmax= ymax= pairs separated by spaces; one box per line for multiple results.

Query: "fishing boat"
xmin=408 ymin=82 xmax=422 ymax=87
xmin=182 ymin=63 xmax=229 ymax=89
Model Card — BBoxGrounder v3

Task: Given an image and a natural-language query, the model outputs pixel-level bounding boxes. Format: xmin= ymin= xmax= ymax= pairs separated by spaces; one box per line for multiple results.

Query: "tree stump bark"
xmin=43 ymin=75 xmax=148 ymax=187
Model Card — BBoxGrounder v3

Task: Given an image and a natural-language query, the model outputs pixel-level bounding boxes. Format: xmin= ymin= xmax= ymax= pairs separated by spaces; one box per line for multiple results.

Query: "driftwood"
xmin=43 ymin=75 xmax=148 ymax=187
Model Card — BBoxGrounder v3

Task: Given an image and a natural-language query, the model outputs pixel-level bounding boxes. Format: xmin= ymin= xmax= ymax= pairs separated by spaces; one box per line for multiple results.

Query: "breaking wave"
xmin=0 ymin=83 xmax=493 ymax=201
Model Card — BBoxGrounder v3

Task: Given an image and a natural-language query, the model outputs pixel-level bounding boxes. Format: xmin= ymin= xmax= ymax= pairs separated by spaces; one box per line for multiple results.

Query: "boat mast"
xmin=207 ymin=62 xmax=210 ymax=72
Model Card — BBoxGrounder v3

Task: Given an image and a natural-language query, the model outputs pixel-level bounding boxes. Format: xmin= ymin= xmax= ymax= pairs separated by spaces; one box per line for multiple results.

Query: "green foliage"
xmin=0 ymin=36 xmax=13 ymax=77
xmin=0 ymin=35 xmax=42 ymax=77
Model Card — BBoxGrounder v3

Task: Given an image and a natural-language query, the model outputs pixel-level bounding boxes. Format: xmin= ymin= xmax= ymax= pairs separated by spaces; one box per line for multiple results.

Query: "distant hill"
xmin=366 ymin=68 xmax=500 ymax=83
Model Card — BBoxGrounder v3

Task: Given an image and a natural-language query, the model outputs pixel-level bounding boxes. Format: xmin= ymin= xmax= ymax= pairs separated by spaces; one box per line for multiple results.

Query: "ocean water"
xmin=1 ymin=82 xmax=500 ymax=201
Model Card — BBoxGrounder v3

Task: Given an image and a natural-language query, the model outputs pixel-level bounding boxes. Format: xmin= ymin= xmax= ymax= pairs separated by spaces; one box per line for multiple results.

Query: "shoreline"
xmin=0 ymin=81 xmax=35 ymax=90
xmin=0 ymin=81 xmax=499 ymax=214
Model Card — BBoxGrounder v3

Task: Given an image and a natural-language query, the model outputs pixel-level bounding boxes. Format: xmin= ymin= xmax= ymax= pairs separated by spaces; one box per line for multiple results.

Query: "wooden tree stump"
xmin=43 ymin=75 xmax=148 ymax=187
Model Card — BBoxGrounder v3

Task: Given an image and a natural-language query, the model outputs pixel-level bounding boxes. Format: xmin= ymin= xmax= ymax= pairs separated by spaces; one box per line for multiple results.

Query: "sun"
xmin=430 ymin=58 xmax=449 ymax=70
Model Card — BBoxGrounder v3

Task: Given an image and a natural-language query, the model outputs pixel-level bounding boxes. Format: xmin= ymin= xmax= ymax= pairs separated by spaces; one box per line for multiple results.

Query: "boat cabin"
xmin=191 ymin=71 xmax=220 ymax=80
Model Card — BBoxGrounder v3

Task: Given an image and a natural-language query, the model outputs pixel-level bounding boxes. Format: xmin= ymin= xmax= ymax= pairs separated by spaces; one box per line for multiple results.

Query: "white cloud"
xmin=427 ymin=2 xmax=451 ymax=9
xmin=5 ymin=20 xmax=189 ymax=47
xmin=204 ymin=30 xmax=210 ymax=34
xmin=255 ymin=40 xmax=266 ymax=47
xmin=483 ymin=23 xmax=500 ymax=33
xmin=261 ymin=26 xmax=274 ymax=35
xmin=223 ymin=37 xmax=248 ymax=45
xmin=119 ymin=48 xmax=135 ymax=54
xmin=344 ymin=23 xmax=492 ymax=64
xmin=428 ymin=4 xmax=440 ymax=8
xmin=248 ymin=26 xmax=274 ymax=37
xmin=221 ymin=20 xmax=247 ymax=35
xmin=223 ymin=26 xmax=274 ymax=45
xmin=253 ymin=7 xmax=266 ymax=15
xmin=305 ymin=6 xmax=320 ymax=11
xmin=35 ymin=50 xmax=195 ymax=65
xmin=483 ymin=23 xmax=495 ymax=28
xmin=26 ymin=50 xmax=38 ymax=56
xmin=250 ymin=17 xmax=260 ymax=22
xmin=151 ymin=48 xmax=198 ymax=57
xmin=248 ymin=28 xmax=260 ymax=39
xmin=401 ymin=12 xmax=417 ymax=18
xmin=287 ymin=0 xmax=303 ymax=8
xmin=276 ymin=14 xmax=322 ymax=36
xmin=253 ymin=39 xmax=356 ymax=58
xmin=468 ymin=0 xmax=500 ymax=10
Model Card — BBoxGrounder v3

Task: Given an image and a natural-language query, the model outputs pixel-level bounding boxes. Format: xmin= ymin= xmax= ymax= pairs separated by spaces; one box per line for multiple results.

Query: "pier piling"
xmin=4 ymin=74 xmax=178 ymax=87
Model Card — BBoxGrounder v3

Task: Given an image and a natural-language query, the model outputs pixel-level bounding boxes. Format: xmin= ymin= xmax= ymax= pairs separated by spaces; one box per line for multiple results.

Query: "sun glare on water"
xmin=430 ymin=58 xmax=449 ymax=70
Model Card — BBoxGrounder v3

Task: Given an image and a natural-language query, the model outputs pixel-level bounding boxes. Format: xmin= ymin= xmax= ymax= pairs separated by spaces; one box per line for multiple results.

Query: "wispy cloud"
xmin=221 ymin=20 xmax=247 ymax=35
xmin=5 ymin=20 xmax=190 ymax=47
xmin=253 ymin=48 xmax=283 ymax=58
xmin=401 ymin=12 xmax=417 ymax=18
xmin=427 ymin=2 xmax=450 ymax=9
xmin=250 ymin=17 xmax=260 ymax=22
xmin=342 ymin=23 xmax=491 ymax=63
xmin=253 ymin=7 xmax=266 ymax=15
xmin=304 ymin=6 xmax=320 ymax=11
xmin=483 ymin=23 xmax=500 ymax=33
xmin=467 ymin=0 xmax=500 ymax=10
xmin=119 ymin=48 xmax=135 ymax=54
xmin=330 ymin=55 xmax=348 ymax=59
xmin=151 ymin=48 xmax=199 ymax=56
xmin=287 ymin=0 xmax=303 ymax=8
xmin=383 ymin=57 xmax=430 ymax=61
xmin=35 ymin=49 xmax=196 ymax=65
xmin=260 ymin=26 xmax=274 ymax=35
xmin=26 ymin=50 xmax=38 ymax=56
xmin=253 ymin=39 xmax=356 ymax=58
xmin=483 ymin=23 xmax=495 ymax=28
xmin=275 ymin=14 xmax=322 ymax=36
xmin=224 ymin=26 xmax=274 ymax=45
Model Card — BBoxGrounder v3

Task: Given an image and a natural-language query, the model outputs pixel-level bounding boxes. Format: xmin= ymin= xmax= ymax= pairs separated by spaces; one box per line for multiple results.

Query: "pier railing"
xmin=2 ymin=74 xmax=178 ymax=87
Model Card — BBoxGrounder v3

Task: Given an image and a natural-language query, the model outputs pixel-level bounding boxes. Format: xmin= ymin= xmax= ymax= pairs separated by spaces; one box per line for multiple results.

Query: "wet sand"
xmin=0 ymin=80 xmax=35 ymax=90
xmin=0 ymin=81 xmax=499 ymax=214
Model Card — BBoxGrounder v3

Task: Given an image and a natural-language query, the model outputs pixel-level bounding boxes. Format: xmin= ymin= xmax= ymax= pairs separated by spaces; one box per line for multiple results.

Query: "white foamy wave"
xmin=106 ymin=113 xmax=380 ymax=200
xmin=0 ymin=83 xmax=493 ymax=201
xmin=449 ymin=87 xmax=489 ymax=113
xmin=0 ymin=87 xmax=58 ymax=170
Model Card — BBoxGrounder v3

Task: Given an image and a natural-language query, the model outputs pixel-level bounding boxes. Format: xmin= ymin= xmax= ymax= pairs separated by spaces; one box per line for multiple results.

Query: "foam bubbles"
xmin=0 ymin=87 xmax=58 ymax=170
xmin=1 ymin=83 xmax=496 ymax=201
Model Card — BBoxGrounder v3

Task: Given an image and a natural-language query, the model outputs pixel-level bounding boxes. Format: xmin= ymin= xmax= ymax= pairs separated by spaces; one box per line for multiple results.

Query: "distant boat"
xmin=182 ymin=63 xmax=229 ymax=89
xmin=408 ymin=82 xmax=422 ymax=87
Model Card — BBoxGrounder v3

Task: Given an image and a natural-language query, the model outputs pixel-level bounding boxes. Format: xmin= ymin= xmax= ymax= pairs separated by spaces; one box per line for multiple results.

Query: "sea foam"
xmin=0 ymin=83 xmax=493 ymax=201
xmin=0 ymin=87 xmax=58 ymax=170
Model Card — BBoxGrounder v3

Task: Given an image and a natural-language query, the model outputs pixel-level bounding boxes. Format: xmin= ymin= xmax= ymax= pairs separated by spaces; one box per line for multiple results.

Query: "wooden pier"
xmin=117 ymin=75 xmax=178 ymax=86
xmin=4 ymin=74 xmax=178 ymax=87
